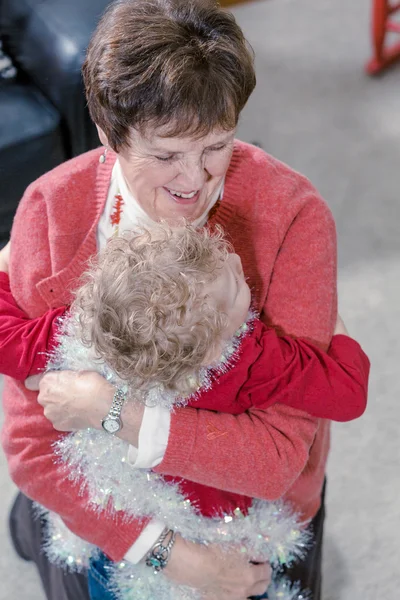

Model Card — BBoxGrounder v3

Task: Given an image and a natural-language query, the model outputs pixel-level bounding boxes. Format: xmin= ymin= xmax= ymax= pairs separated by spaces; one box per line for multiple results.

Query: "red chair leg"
xmin=372 ymin=0 xmax=388 ymax=62
xmin=366 ymin=0 xmax=400 ymax=74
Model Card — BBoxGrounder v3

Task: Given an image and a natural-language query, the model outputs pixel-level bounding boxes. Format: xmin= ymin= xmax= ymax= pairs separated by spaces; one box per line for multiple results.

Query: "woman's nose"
xmin=176 ymin=159 xmax=208 ymax=190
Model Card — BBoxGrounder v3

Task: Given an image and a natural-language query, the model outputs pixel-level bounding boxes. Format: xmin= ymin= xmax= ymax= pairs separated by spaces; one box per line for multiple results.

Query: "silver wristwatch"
xmin=101 ymin=387 xmax=127 ymax=434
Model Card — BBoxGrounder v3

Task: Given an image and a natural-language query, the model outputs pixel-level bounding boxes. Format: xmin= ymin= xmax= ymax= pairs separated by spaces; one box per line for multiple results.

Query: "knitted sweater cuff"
xmin=93 ymin=516 xmax=151 ymax=562
xmin=153 ymin=407 xmax=198 ymax=477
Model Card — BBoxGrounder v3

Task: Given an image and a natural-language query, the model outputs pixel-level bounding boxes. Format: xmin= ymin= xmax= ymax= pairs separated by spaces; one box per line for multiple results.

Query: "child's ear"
xmin=201 ymin=342 xmax=222 ymax=366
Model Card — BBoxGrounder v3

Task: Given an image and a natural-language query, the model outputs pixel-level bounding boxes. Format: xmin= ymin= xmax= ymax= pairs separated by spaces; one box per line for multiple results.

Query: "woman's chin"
xmin=166 ymin=198 xmax=206 ymax=220
xmin=152 ymin=188 xmax=209 ymax=222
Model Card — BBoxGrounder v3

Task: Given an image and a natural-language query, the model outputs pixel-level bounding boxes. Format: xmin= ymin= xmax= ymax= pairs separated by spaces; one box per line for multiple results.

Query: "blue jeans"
xmin=88 ymin=553 xmax=116 ymax=600
xmin=88 ymin=551 xmax=268 ymax=599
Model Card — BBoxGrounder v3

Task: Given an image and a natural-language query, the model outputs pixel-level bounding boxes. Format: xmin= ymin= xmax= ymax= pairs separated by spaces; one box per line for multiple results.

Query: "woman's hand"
xmin=164 ymin=534 xmax=271 ymax=599
xmin=0 ymin=241 xmax=11 ymax=273
xmin=27 ymin=370 xmax=115 ymax=431
xmin=334 ymin=314 xmax=349 ymax=337
xmin=26 ymin=370 xmax=145 ymax=444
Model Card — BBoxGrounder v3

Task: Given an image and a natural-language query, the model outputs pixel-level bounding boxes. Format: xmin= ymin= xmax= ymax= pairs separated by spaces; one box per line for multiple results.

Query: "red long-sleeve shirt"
xmin=0 ymin=271 xmax=369 ymax=423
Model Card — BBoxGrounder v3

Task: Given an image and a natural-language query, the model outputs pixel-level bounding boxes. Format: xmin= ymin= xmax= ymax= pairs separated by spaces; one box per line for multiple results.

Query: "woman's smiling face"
xmin=112 ymin=126 xmax=236 ymax=224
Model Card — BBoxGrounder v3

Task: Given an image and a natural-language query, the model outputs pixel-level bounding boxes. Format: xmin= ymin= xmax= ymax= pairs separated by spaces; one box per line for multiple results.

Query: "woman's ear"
xmin=96 ymin=125 xmax=109 ymax=148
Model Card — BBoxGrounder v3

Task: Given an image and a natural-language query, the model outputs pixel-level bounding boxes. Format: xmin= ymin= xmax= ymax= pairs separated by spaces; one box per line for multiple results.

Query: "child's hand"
xmin=0 ymin=241 xmax=11 ymax=274
xmin=334 ymin=314 xmax=349 ymax=337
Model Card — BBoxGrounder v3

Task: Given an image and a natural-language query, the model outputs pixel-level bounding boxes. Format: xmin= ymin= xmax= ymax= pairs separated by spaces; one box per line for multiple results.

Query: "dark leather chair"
xmin=0 ymin=0 xmax=111 ymax=245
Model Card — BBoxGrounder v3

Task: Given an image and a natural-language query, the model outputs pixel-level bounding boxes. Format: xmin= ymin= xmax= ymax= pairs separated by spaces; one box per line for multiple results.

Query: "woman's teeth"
xmin=168 ymin=189 xmax=197 ymax=199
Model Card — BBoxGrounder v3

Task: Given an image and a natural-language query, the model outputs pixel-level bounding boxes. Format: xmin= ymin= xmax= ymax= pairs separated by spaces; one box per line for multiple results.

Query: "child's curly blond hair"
xmin=73 ymin=222 xmax=232 ymax=396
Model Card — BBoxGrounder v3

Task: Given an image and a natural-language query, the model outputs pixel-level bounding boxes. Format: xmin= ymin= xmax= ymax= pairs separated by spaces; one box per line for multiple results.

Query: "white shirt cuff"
xmin=124 ymin=519 xmax=166 ymax=564
xmin=127 ymin=404 xmax=171 ymax=469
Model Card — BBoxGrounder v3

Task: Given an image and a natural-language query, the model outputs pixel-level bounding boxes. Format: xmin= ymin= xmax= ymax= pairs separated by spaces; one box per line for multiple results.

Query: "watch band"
xmin=101 ymin=387 xmax=127 ymax=434
xmin=108 ymin=387 xmax=126 ymax=418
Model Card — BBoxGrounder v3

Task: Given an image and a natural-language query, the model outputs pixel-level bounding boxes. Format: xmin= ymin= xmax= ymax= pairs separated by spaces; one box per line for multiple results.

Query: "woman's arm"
xmin=2 ymin=181 xmax=153 ymax=561
xmin=5 ymin=376 xmax=270 ymax=594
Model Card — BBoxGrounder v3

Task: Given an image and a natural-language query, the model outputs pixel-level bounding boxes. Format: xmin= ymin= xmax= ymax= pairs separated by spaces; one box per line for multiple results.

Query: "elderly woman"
xmin=3 ymin=1 xmax=337 ymax=599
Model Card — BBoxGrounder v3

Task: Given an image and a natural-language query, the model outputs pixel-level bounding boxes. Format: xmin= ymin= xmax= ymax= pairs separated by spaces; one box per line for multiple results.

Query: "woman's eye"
xmin=209 ymin=145 xmax=226 ymax=152
xmin=155 ymin=155 xmax=175 ymax=162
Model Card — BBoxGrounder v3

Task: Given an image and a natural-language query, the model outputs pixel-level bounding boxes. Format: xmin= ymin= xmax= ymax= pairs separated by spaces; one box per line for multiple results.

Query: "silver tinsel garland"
xmin=107 ymin=560 xmax=312 ymax=600
xmin=40 ymin=312 xmax=311 ymax=600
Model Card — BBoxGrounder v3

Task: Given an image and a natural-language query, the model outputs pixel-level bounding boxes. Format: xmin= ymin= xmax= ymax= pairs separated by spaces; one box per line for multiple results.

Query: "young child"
xmin=0 ymin=225 xmax=369 ymax=600
xmin=0 ymin=224 xmax=369 ymax=424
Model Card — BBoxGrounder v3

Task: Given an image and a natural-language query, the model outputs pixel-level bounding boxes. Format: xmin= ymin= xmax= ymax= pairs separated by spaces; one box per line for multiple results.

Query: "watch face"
xmin=102 ymin=418 xmax=120 ymax=434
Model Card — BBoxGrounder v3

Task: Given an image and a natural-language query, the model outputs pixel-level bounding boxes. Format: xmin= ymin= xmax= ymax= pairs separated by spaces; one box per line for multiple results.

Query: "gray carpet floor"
xmin=1 ymin=0 xmax=400 ymax=598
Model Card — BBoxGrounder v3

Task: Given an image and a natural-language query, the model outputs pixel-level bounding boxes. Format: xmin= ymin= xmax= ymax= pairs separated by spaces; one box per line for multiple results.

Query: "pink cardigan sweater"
xmin=2 ymin=141 xmax=337 ymax=561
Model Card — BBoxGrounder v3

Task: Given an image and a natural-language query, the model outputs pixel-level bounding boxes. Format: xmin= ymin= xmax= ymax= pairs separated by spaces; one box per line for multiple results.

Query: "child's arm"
xmin=235 ymin=318 xmax=369 ymax=421
xmin=0 ymin=271 xmax=65 ymax=380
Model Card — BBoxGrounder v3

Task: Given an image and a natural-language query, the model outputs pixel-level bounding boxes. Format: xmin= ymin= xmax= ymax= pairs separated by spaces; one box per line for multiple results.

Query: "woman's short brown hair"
xmin=82 ymin=0 xmax=256 ymax=150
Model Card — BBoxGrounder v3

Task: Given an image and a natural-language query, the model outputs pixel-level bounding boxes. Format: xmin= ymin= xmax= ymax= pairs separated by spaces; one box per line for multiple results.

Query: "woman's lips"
xmin=164 ymin=187 xmax=201 ymax=205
